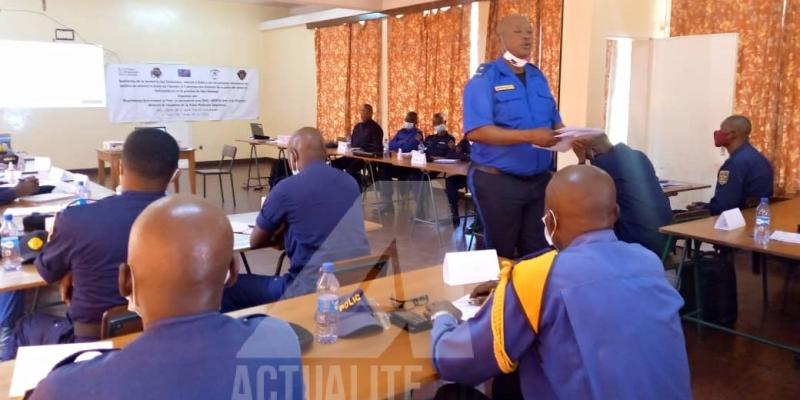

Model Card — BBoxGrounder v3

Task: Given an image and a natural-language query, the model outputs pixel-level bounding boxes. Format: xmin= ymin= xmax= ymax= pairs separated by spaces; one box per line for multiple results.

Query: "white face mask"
xmin=434 ymin=124 xmax=446 ymax=133
xmin=503 ymin=50 xmax=529 ymax=68
xmin=542 ymin=209 xmax=557 ymax=248
xmin=127 ymin=272 xmax=138 ymax=315
xmin=403 ymin=122 xmax=415 ymax=130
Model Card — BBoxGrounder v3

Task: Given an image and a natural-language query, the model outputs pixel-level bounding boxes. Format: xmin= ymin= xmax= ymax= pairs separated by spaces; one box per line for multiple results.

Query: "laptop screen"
xmin=250 ymin=123 xmax=265 ymax=137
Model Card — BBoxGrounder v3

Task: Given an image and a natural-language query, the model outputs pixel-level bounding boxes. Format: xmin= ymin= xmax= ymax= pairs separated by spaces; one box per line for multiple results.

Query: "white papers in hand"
xmin=770 ymin=231 xmax=800 ymax=244
xmin=533 ymin=126 xmax=604 ymax=153
xmin=714 ymin=208 xmax=746 ymax=231
xmin=10 ymin=341 xmax=114 ymax=397
xmin=443 ymin=249 xmax=499 ymax=286
xmin=452 ymin=294 xmax=483 ymax=321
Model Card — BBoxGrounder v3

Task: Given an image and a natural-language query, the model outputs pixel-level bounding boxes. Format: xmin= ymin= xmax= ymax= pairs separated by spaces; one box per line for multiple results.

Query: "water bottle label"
xmin=1 ymin=237 xmax=18 ymax=258
xmin=317 ymin=296 xmax=339 ymax=313
xmin=756 ymin=216 xmax=770 ymax=225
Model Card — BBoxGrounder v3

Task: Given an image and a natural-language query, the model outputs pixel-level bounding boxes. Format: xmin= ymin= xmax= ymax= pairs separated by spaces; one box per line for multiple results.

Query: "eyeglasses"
xmin=389 ymin=294 xmax=429 ymax=310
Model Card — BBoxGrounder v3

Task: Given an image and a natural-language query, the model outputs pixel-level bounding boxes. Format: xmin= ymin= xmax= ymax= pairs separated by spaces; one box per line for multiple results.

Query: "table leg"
xmin=187 ymin=152 xmax=197 ymax=195
xmin=761 ymin=254 xmax=769 ymax=307
xmin=110 ymin=159 xmax=120 ymax=189
xmin=97 ymin=158 xmax=106 ymax=187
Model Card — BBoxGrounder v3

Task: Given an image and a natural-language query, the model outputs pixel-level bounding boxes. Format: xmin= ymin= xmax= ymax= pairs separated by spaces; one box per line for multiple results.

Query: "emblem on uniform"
xmin=494 ymin=84 xmax=515 ymax=92
xmin=718 ymin=170 xmax=730 ymax=185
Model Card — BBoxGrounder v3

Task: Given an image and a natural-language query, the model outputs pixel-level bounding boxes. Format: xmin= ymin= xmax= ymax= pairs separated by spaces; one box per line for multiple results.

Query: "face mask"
xmin=713 ymin=130 xmax=731 ymax=147
xmin=542 ymin=209 xmax=557 ymax=248
xmin=503 ymin=50 xmax=529 ymax=68
xmin=404 ymin=122 xmax=415 ymax=130
xmin=434 ymin=124 xmax=446 ymax=134
xmin=115 ymin=185 xmax=123 ymax=195
xmin=127 ymin=272 xmax=138 ymax=315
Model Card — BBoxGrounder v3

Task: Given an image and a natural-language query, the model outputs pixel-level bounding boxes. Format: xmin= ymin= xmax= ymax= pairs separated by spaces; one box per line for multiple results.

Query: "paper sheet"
xmin=3 ymin=205 xmax=65 ymax=217
xmin=230 ymin=221 xmax=253 ymax=235
xmin=18 ymin=193 xmax=76 ymax=204
xmin=442 ymin=249 xmax=499 ymax=286
xmin=533 ymin=126 xmax=605 ymax=153
xmin=10 ymin=341 xmax=114 ymax=397
xmin=714 ymin=208 xmax=746 ymax=231
xmin=452 ymin=294 xmax=483 ymax=321
xmin=770 ymin=231 xmax=800 ymax=244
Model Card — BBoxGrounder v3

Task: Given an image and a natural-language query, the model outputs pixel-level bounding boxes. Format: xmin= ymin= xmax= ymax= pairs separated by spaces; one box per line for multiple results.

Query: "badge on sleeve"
xmin=494 ymin=84 xmax=515 ymax=92
xmin=718 ymin=170 xmax=730 ymax=185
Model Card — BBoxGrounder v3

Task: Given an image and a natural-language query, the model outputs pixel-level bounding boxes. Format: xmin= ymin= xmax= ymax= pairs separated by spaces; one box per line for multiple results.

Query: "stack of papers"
xmin=770 ymin=231 xmax=800 ymax=244
xmin=442 ymin=249 xmax=499 ymax=286
xmin=452 ymin=294 xmax=483 ymax=321
xmin=533 ymin=126 xmax=604 ymax=153
xmin=230 ymin=221 xmax=253 ymax=235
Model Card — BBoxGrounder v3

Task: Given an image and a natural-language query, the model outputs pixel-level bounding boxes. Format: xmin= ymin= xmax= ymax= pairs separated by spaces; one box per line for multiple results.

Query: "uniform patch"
xmin=718 ymin=170 xmax=730 ymax=185
xmin=494 ymin=84 xmax=515 ymax=92
xmin=474 ymin=63 xmax=489 ymax=76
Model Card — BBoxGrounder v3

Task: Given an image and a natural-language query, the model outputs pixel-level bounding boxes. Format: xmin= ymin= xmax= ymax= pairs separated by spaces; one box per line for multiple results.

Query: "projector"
xmin=102 ymin=141 xmax=124 ymax=151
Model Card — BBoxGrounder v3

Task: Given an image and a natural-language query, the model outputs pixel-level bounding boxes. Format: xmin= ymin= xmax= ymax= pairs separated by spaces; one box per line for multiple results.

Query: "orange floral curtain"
xmin=671 ymin=0 xmax=798 ymax=194
xmin=485 ymin=0 xmax=563 ymax=102
xmin=315 ymin=25 xmax=350 ymax=141
xmin=388 ymin=6 xmax=471 ymax=139
xmin=348 ymin=21 xmax=382 ymax=132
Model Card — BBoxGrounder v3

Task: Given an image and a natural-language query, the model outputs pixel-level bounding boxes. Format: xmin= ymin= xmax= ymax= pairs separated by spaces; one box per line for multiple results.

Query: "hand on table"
xmin=686 ymin=202 xmax=708 ymax=211
xmin=14 ymin=177 xmax=39 ymax=198
xmin=469 ymin=280 xmax=499 ymax=306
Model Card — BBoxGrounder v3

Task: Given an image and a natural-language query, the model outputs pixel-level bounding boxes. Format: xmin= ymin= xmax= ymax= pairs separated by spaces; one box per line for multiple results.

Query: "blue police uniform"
xmin=463 ymin=57 xmax=562 ymax=258
xmin=707 ymin=142 xmax=773 ymax=215
xmin=387 ymin=127 xmax=422 ymax=153
xmin=423 ymin=132 xmax=456 ymax=158
xmin=0 ymin=188 xmax=23 ymax=357
xmin=4 ymin=191 xmax=164 ymax=359
xmin=431 ymin=230 xmax=691 ymax=399
xmin=591 ymin=143 xmax=673 ymax=255
xmin=379 ymin=127 xmax=423 ymax=202
xmin=29 ymin=312 xmax=304 ymax=400
xmin=222 ymin=161 xmax=370 ymax=311
xmin=332 ymin=118 xmax=384 ymax=184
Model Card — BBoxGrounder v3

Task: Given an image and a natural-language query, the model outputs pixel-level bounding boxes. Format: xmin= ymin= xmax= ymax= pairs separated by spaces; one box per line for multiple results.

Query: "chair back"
xmin=332 ymin=240 xmax=399 ymax=287
xmin=100 ymin=305 xmax=143 ymax=339
xmin=219 ymin=145 xmax=237 ymax=172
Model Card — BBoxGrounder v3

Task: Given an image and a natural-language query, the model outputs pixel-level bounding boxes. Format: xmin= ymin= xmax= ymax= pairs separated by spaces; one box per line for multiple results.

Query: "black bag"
xmin=268 ymin=158 xmax=291 ymax=189
xmin=696 ymin=250 xmax=738 ymax=327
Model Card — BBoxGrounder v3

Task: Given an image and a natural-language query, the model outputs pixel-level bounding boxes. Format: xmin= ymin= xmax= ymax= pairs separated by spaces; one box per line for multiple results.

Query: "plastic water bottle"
xmin=418 ymin=142 xmax=426 ymax=153
xmin=315 ymin=262 xmax=340 ymax=344
xmin=383 ymin=138 xmax=390 ymax=158
xmin=76 ymin=181 xmax=91 ymax=205
xmin=0 ymin=214 xmax=22 ymax=272
xmin=753 ymin=197 xmax=771 ymax=246
xmin=5 ymin=162 xmax=16 ymax=186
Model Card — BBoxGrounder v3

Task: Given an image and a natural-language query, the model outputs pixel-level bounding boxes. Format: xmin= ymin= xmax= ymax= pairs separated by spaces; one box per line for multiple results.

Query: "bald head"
xmin=122 ymin=194 xmax=236 ymax=328
xmin=544 ymin=165 xmax=619 ymax=249
xmin=497 ymin=14 xmax=533 ymax=60
xmin=288 ymin=127 xmax=327 ymax=173
xmin=721 ymin=115 xmax=751 ymax=138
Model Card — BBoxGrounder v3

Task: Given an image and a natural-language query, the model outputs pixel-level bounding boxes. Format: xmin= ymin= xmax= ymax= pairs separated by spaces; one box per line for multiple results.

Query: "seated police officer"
xmin=332 ymin=103 xmax=384 ymax=186
xmin=29 ymin=195 xmax=303 ymax=400
xmin=5 ymin=128 xmax=178 ymax=359
xmin=427 ymin=165 xmax=690 ymax=400
xmin=572 ymin=134 xmax=672 ymax=256
xmin=222 ymin=127 xmax=369 ymax=310
xmin=689 ymin=115 xmax=773 ymax=214
xmin=0 ymin=177 xmax=41 ymax=355
xmin=423 ymin=113 xmax=456 ymax=156
xmin=378 ymin=112 xmax=423 ymax=212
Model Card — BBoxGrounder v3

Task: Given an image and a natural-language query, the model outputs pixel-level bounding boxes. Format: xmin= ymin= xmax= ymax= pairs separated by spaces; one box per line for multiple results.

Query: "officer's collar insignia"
xmin=494 ymin=84 xmax=515 ymax=92
xmin=474 ymin=64 xmax=488 ymax=76
xmin=718 ymin=170 xmax=730 ymax=186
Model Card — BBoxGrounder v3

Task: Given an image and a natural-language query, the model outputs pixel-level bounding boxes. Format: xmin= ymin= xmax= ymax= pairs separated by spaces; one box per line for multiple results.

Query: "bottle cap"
xmin=78 ymin=181 xmax=85 ymax=186
xmin=761 ymin=197 xmax=768 ymax=202
xmin=322 ymin=262 xmax=334 ymax=273
xmin=3 ymin=214 xmax=12 ymax=221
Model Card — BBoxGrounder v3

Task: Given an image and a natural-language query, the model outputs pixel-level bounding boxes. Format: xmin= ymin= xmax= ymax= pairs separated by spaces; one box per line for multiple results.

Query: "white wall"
xmin=0 ymin=0 xmax=288 ymax=169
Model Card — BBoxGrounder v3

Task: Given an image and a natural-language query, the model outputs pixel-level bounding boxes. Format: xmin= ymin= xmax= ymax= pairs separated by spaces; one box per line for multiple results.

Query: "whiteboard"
xmin=630 ymin=33 xmax=738 ymax=207
xmin=0 ymin=40 xmax=106 ymax=108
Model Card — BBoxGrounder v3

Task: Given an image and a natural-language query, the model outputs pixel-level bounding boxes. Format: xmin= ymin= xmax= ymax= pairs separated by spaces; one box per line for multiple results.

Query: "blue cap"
xmin=336 ymin=289 xmax=383 ymax=337
xmin=321 ymin=262 xmax=334 ymax=273
xmin=761 ymin=197 xmax=769 ymax=202
xmin=3 ymin=214 xmax=11 ymax=221
xmin=78 ymin=181 xmax=85 ymax=186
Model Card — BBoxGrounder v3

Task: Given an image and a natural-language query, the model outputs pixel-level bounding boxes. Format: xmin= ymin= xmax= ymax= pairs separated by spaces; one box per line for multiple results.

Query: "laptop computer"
xmin=250 ymin=123 xmax=269 ymax=140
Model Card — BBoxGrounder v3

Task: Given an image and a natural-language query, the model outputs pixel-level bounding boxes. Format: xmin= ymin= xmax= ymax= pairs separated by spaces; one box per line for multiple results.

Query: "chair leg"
xmin=229 ymin=173 xmax=236 ymax=208
xmin=218 ymin=174 xmax=225 ymax=204
xmin=202 ymin=175 xmax=207 ymax=198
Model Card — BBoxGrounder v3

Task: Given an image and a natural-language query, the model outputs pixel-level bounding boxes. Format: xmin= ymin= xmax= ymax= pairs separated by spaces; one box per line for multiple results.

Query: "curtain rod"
xmin=306 ymin=0 xmax=485 ymax=30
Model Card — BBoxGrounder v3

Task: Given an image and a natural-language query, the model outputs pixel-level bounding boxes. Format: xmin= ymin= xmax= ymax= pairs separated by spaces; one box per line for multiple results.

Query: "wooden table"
xmin=96 ymin=148 xmax=197 ymax=194
xmin=0 ymin=265 xmax=476 ymax=399
xmin=660 ymin=180 xmax=712 ymax=197
xmin=660 ymin=197 xmax=800 ymax=359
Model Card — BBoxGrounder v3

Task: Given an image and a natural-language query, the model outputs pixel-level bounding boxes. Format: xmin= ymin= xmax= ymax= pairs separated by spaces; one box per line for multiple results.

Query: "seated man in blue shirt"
xmin=572 ymin=134 xmax=673 ymax=256
xmin=689 ymin=115 xmax=773 ymax=214
xmin=222 ymin=127 xmax=370 ymax=311
xmin=378 ymin=111 xmax=423 ymax=212
xmin=427 ymin=165 xmax=690 ymax=400
xmin=4 ymin=128 xmax=178 ymax=359
xmin=29 ymin=195 xmax=303 ymax=400
xmin=0 ymin=177 xmax=41 ymax=355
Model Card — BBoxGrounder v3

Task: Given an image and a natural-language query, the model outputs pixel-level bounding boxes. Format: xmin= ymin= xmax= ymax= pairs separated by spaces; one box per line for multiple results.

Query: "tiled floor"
xmin=98 ymin=161 xmax=800 ymax=398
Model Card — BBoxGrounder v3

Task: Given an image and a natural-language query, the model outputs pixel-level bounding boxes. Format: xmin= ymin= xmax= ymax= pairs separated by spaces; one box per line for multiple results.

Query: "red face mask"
xmin=713 ymin=130 xmax=731 ymax=147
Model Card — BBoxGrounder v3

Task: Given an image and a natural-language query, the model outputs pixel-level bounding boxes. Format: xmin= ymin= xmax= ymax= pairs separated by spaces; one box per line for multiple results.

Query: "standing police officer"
xmin=463 ymin=14 xmax=562 ymax=258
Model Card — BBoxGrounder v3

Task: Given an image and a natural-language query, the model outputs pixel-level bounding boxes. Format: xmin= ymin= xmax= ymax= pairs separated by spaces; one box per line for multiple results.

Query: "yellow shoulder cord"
xmin=491 ymin=260 xmax=517 ymax=374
